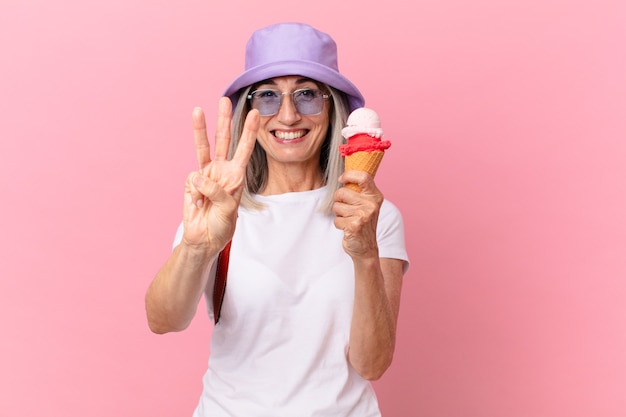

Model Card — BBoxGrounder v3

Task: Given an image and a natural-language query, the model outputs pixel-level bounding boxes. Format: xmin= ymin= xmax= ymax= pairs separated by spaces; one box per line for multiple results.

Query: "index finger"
xmin=213 ymin=97 xmax=233 ymax=161
xmin=192 ymin=107 xmax=211 ymax=170
xmin=231 ymin=109 xmax=260 ymax=166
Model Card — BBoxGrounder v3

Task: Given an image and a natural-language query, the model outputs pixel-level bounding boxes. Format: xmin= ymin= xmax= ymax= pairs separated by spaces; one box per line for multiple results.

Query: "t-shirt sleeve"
xmin=377 ymin=199 xmax=410 ymax=274
xmin=172 ymin=221 xmax=184 ymax=250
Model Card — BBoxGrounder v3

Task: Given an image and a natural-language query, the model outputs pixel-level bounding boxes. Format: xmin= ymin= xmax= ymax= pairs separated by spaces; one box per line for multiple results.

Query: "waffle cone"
xmin=344 ymin=150 xmax=385 ymax=192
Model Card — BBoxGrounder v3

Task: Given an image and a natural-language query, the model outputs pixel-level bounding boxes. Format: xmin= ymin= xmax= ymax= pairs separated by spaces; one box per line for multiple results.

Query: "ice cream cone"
xmin=344 ymin=150 xmax=385 ymax=192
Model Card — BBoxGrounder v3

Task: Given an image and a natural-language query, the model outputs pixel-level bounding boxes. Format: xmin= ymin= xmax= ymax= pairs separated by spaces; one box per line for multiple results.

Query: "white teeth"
xmin=274 ymin=130 xmax=305 ymax=140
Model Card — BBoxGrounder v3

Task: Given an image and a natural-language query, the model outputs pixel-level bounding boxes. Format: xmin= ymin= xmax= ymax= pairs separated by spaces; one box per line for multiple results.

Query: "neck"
xmin=260 ymin=163 xmax=325 ymax=195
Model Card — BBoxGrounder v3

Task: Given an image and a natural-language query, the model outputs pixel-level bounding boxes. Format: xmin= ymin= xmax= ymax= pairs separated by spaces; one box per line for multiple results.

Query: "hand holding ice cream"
xmin=339 ymin=108 xmax=391 ymax=192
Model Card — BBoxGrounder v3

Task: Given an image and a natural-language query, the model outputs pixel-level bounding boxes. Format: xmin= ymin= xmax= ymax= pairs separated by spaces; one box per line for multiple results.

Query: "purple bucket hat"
xmin=223 ymin=22 xmax=365 ymax=112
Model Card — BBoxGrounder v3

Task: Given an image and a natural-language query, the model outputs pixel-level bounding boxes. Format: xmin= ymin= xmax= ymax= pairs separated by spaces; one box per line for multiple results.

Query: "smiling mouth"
xmin=273 ymin=130 xmax=308 ymax=140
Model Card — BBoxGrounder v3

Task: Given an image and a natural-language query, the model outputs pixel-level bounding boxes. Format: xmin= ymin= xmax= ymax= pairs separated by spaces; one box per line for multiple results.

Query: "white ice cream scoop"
xmin=341 ymin=107 xmax=384 ymax=139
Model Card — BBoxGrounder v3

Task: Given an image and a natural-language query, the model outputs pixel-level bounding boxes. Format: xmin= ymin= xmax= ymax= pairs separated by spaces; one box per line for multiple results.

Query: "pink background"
xmin=1 ymin=0 xmax=625 ymax=416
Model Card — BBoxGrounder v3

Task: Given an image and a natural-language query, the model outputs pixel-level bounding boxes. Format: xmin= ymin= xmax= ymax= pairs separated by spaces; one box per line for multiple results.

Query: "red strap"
xmin=213 ymin=240 xmax=231 ymax=325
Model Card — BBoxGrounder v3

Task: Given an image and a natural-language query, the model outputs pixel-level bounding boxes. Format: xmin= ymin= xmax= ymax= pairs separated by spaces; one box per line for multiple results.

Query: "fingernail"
xmin=193 ymin=174 xmax=203 ymax=187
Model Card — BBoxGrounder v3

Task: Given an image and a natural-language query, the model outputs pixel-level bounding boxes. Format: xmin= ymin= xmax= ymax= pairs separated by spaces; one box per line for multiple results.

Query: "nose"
xmin=276 ymin=93 xmax=302 ymax=125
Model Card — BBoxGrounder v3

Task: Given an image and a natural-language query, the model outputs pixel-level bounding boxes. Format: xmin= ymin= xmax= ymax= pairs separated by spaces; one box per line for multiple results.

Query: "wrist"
xmin=178 ymin=239 xmax=219 ymax=263
xmin=351 ymin=250 xmax=380 ymax=270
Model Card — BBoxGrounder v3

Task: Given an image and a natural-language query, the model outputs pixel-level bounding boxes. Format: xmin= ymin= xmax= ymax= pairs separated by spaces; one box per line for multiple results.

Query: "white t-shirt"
xmin=173 ymin=187 xmax=409 ymax=417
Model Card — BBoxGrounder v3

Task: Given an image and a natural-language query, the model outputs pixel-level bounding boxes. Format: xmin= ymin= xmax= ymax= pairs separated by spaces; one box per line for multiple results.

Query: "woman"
xmin=146 ymin=22 xmax=409 ymax=417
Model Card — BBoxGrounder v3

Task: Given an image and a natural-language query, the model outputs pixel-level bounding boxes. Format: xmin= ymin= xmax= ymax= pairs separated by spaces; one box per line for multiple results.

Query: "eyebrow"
xmin=254 ymin=77 xmax=317 ymax=88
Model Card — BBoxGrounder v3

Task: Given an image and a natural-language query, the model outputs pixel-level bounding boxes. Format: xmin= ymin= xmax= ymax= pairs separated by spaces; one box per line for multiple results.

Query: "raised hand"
xmin=182 ymin=97 xmax=259 ymax=255
xmin=332 ymin=171 xmax=384 ymax=259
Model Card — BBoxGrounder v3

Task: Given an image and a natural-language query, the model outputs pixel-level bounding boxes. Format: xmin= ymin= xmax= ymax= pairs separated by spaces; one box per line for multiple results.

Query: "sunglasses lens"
xmin=249 ymin=90 xmax=280 ymax=116
xmin=293 ymin=90 xmax=324 ymax=115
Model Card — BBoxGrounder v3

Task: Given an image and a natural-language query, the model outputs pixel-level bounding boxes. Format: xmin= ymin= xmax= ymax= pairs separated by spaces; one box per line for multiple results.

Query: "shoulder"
xmin=379 ymin=199 xmax=405 ymax=228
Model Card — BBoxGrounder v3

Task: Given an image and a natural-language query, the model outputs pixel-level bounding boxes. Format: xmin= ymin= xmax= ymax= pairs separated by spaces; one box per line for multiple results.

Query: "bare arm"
xmin=146 ymin=242 xmax=217 ymax=334
xmin=145 ymin=99 xmax=259 ymax=333
xmin=348 ymin=256 xmax=403 ymax=380
xmin=333 ymin=171 xmax=405 ymax=380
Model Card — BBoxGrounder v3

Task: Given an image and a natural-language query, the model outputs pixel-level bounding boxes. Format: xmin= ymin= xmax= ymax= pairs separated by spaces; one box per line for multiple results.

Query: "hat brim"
xmin=223 ymin=60 xmax=365 ymax=112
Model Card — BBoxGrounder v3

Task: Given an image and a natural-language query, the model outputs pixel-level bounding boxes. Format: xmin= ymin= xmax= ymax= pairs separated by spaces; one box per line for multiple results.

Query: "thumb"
xmin=192 ymin=172 xmax=231 ymax=205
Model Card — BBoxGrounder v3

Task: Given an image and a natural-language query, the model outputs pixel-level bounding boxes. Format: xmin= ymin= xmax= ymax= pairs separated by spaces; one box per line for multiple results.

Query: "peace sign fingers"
xmin=192 ymin=107 xmax=211 ymax=171
xmin=191 ymin=98 xmax=259 ymax=197
xmin=231 ymin=108 xmax=260 ymax=168
xmin=213 ymin=97 xmax=233 ymax=162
